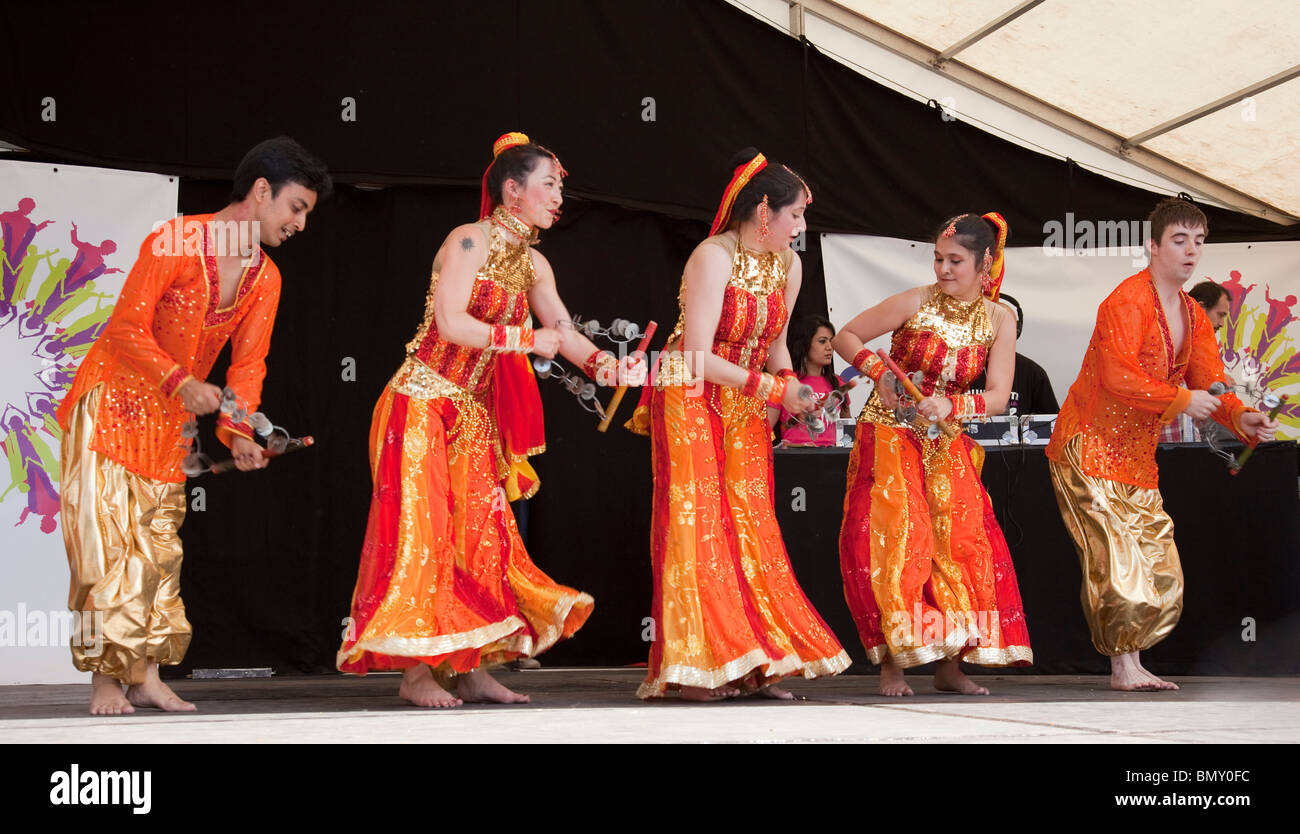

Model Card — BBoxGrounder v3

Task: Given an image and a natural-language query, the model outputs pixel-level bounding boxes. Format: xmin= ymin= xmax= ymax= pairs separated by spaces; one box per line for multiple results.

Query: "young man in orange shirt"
xmin=1045 ymin=198 xmax=1277 ymax=691
xmin=56 ymin=137 xmax=331 ymax=715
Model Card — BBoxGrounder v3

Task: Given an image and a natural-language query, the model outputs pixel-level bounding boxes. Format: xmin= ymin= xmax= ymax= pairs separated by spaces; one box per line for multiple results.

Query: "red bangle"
xmin=852 ymin=348 xmax=886 ymax=382
xmin=948 ymin=394 xmax=988 ymax=420
xmin=490 ymin=325 xmax=533 ymax=353
xmin=161 ymin=366 xmax=193 ymax=398
xmin=742 ymin=370 xmax=763 ymax=397
xmin=582 ymin=349 xmax=608 ymax=379
xmin=776 ymin=368 xmax=798 ymax=381
xmin=584 ymin=349 xmax=618 ymax=384
xmin=764 ymin=375 xmax=789 ymax=408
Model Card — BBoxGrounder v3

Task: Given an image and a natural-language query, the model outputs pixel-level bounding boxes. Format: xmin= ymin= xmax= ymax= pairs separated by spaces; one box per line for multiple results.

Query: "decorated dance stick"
xmin=875 ymin=349 xmax=959 ymax=439
xmin=597 ymin=320 xmax=657 ymax=433
xmin=207 ymin=435 xmax=315 ymax=474
xmin=1229 ymin=392 xmax=1286 ymax=476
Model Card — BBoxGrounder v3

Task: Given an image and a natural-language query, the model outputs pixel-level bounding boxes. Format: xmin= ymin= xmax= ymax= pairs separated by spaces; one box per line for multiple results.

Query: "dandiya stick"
xmin=209 ymin=436 xmax=315 ymax=474
xmin=597 ymin=321 xmax=657 ymax=433
xmin=876 ymin=348 xmax=959 ymax=439
xmin=1229 ymin=394 xmax=1287 ymax=476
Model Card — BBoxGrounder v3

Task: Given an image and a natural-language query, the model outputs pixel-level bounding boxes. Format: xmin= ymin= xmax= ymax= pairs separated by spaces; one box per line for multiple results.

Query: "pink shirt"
xmin=779 ymin=374 xmax=837 ymax=446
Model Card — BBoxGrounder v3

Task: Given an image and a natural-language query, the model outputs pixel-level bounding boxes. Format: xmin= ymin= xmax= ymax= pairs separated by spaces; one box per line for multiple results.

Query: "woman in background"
xmin=776 ymin=314 xmax=852 ymax=446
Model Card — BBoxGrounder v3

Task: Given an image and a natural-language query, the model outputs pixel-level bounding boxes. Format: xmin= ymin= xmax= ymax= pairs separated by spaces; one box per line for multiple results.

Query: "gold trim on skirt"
xmin=60 ymin=386 xmax=191 ymax=684
xmin=1047 ymin=433 xmax=1183 ymax=656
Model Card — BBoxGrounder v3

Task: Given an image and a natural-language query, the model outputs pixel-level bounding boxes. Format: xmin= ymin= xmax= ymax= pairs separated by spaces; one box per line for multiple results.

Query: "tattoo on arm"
xmin=460 ymin=236 xmax=475 ymax=252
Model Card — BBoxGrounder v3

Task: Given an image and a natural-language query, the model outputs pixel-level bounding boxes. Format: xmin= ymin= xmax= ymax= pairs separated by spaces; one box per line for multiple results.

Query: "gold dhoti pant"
xmin=60 ymin=386 xmax=190 ymax=684
xmin=1048 ymin=434 xmax=1183 ymax=656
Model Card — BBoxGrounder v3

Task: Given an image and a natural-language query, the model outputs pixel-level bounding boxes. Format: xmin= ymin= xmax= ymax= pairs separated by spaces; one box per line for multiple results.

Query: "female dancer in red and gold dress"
xmin=338 ymin=133 xmax=641 ymax=707
xmin=834 ymin=212 xmax=1032 ymax=697
xmin=628 ymin=149 xmax=850 ymax=701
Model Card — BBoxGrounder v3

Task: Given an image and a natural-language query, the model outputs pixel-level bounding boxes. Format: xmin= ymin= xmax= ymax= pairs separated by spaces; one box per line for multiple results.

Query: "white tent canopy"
xmin=731 ymin=0 xmax=1300 ymax=224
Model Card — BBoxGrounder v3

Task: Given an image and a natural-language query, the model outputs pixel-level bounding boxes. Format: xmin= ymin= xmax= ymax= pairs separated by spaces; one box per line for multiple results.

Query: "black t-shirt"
xmin=968 ymin=353 xmax=1059 ymax=414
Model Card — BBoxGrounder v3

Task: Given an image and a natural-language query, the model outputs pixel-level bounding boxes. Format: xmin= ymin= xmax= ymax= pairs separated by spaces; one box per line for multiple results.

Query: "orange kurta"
xmin=55 ymin=214 xmax=279 ymax=482
xmin=1046 ymin=269 xmax=1253 ymax=655
xmin=56 ymin=213 xmax=279 ymax=682
xmin=337 ymin=214 xmax=592 ymax=676
xmin=631 ymin=234 xmax=850 ymax=697
xmin=1045 ymin=269 xmax=1249 ymax=487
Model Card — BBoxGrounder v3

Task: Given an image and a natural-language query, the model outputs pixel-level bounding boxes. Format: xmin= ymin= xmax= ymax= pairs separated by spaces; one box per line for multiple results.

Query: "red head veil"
xmin=982 ymin=211 xmax=1009 ymax=303
xmin=709 ymin=152 xmax=767 ymax=236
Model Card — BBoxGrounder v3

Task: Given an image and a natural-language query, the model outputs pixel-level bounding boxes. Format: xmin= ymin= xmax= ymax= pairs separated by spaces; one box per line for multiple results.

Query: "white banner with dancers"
xmin=0 ymin=161 xmax=176 ymax=683
xmin=822 ymin=232 xmax=1300 ymax=440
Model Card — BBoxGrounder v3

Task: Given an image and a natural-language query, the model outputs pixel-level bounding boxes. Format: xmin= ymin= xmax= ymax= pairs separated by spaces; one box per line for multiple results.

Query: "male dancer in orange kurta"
xmin=1046 ymin=198 xmax=1277 ymax=691
xmin=56 ymin=137 xmax=330 ymax=715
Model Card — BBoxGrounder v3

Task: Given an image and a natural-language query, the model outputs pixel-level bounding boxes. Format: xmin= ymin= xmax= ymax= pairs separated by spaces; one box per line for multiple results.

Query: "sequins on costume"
xmin=338 ymin=214 xmax=593 ymax=677
xmin=635 ymin=233 xmax=850 ymax=698
xmin=839 ymin=283 xmax=1033 ymax=668
xmin=54 ymin=214 xmax=280 ymax=683
xmin=1045 ymin=269 xmax=1251 ymax=655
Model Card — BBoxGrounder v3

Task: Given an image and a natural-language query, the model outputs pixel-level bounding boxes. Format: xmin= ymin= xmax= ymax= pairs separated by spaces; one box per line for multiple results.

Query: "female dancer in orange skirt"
xmin=834 ymin=212 xmax=1032 ymax=696
xmin=628 ymin=148 xmax=850 ymax=701
xmin=338 ymin=133 xmax=641 ymax=707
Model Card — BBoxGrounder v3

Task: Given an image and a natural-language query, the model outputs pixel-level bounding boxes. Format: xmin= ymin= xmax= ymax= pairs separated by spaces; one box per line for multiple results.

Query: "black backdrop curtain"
xmin=2 ymin=0 xmax=1296 ymax=241
xmin=176 ymin=181 xmax=712 ymax=672
xmin=3 ymin=0 xmax=1297 ymax=674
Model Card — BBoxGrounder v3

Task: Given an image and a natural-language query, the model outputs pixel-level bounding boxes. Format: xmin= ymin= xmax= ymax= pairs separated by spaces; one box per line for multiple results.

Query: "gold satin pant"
xmin=1048 ymin=434 xmax=1183 ymax=656
xmin=60 ymin=387 xmax=190 ymax=684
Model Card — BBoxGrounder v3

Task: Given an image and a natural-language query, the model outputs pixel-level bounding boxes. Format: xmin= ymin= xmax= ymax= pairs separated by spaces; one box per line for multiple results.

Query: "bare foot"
xmin=1133 ymin=653 xmax=1179 ymax=691
xmin=89 ymin=672 xmax=134 ymax=716
xmin=399 ymin=665 xmax=462 ymax=708
xmin=933 ymin=659 xmax=989 ymax=695
xmin=125 ymin=663 xmax=196 ymax=712
xmin=879 ymin=659 xmax=914 ymax=697
xmin=680 ymin=685 xmax=740 ymax=701
xmin=456 ymin=668 xmax=530 ymax=704
xmin=756 ymin=685 xmax=796 ymax=700
xmin=1109 ymin=653 xmax=1168 ymax=691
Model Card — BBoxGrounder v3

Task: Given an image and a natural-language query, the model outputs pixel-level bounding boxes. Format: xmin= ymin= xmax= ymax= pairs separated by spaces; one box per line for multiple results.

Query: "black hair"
xmin=487 ymin=143 xmax=560 ymax=208
xmin=997 ymin=293 xmax=1024 ymax=339
xmin=787 ymin=314 xmax=844 ymax=403
xmin=230 ymin=136 xmax=332 ymax=203
xmin=725 ymin=147 xmax=810 ymax=228
xmin=1188 ymin=280 xmax=1230 ymax=310
xmin=934 ymin=213 xmax=1003 ymax=262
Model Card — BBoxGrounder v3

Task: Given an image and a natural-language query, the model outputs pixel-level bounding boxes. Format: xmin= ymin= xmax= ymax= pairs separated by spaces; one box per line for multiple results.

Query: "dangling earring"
xmin=757 ymin=195 xmax=770 ymax=242
xmin=980 ymin=247 xmax=994 ymax=294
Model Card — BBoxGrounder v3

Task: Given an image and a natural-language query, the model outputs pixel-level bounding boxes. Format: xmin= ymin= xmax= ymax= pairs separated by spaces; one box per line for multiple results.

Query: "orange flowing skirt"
xmin=639 ymin=384 xmax=850 ymax=698
xmin=839 ymin=423 xmax=1032 ymax=668
xmin=337 ymin=385 xmax=593 ymax=676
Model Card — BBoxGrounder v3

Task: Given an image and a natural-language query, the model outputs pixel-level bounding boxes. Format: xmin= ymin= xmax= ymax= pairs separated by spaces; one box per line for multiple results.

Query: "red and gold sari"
xmin=839 ymin=284 xmax=1032 ymax=668
xmin=338 ymin=214 xmax=592 ymax=676
xmin=630 ymin=234 xmax=850 ymax=697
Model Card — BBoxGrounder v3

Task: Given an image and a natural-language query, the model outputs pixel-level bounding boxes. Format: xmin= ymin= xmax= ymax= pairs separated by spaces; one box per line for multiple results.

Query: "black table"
xmin=771 ymin=441 xmax=1300 ymax=675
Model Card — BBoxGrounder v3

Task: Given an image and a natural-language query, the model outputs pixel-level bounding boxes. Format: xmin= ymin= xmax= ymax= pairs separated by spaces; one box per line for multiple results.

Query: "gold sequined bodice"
xmin=861 ymin=283 xmax=998 ymax=429
xmin=400 ymin=217 xmax=535 ymax=397
xmin=658 ymin=234 xmax=792 ymax=385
